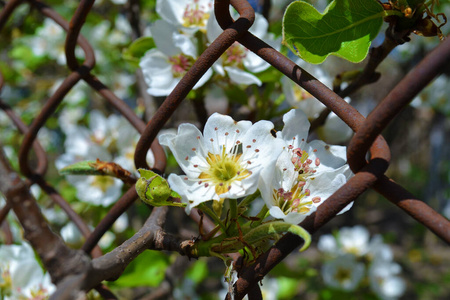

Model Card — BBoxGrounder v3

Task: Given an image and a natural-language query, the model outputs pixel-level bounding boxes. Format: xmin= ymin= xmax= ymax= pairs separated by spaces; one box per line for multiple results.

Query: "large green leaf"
xmin=282 ymin=0 xmax=384 ymax=64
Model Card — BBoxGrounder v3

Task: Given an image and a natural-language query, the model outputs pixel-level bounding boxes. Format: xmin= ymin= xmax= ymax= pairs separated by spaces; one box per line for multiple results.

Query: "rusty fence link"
xmin=0 ymin=0 xmax=449 ymax=299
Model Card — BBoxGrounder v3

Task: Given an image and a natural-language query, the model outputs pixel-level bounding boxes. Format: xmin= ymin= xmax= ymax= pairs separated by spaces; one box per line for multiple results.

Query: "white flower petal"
xmin=278 ymin=108 xmax=310 ymax=148
xmin=193 ymin=68 xmax=213 ymax=90
xmin=159 ymin=123 xmax=206 ymax=177
xmin=225 ymin=66 xmax=262 ymax=86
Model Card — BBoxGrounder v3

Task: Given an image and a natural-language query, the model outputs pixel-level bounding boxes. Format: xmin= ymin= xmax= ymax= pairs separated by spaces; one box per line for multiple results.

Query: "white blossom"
xmin=259 ymin=109 xmax=353 ymax=224
xmin=159 ymin=112 xmax=284 ymax=213
xmin=140 ymin=19 xmax=212 ymax=96
xmin=206 ymin=11 xmax=279 ymax=86
xmin=0 ymin=242 xmax=55 ymax=300
xmin=321 ymin=254 xmax=365 ymax=291
xmin=156 ymin=0 xmax=213 ymax=34
xmin=369 ymin=261 xmax=406 ymax=300
xmin=282 ymin=60 xmax=353 ymax=144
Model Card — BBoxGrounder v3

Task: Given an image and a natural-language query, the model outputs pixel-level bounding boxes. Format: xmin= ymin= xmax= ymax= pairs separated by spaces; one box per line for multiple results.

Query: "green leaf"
xmin=123 ymin=36 xmax=155 ymax=65
xmin=59 ymin=161 xmax=100 ymax=175
xmin=282 ymin=0 xmax=384 ymax=64
xmin=113 ymin=250 xmax=170 ymax=287
xmin=185 ymin=260 xmax=208 ymax=284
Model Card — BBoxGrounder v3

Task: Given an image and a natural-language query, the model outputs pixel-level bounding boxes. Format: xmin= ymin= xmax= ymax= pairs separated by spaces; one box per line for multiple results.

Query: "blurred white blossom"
xmin=206 ymin=11 xmax=279 ymax=86
xmin=0 ymin=242 xmax=55 ymax=300
xmin=140 ymin=19 xmax=212 ymax=96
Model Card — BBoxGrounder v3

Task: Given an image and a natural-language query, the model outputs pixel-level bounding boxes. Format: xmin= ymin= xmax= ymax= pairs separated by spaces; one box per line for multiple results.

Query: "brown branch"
xmin=0 ymin=142 xmax=91 ymax=284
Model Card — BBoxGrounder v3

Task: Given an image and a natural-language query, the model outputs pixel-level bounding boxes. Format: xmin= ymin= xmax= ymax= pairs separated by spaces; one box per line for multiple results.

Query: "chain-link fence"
xmin=1 ymin=0 xmax=449 ymax=299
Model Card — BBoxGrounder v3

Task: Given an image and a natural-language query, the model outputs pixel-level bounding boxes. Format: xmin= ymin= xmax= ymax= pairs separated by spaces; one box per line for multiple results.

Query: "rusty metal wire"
xmin=0 ymin=0 xmax=449 ymax=299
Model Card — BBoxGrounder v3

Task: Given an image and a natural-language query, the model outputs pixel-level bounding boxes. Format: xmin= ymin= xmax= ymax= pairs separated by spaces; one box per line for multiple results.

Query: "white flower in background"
xmin=50 ymin=79 xmax=89 ymax=106
xmin=258 ymin=109 xmax=353 ymax=224
xmin=159 ymin=112 xmax=283 ymax=212
xmin=318 ymin=226 xmax=405 ymax=298
xmin=156 ymin=0 xmax=213 ymax=34
xmin=60 ymin=222 xmax=84 ymax=246
xmin=322 ymin=254 xmax=365 ymax=291
xmin=112 ymin=213 xmax=129 ymax=233
xmin=56 ymin=110 xmax=151 ymax=206
xmin=338 ymin=225 xmax=371 ymax=256
xmin=111 ymin=0 xmax=127 ymax=4
xmin=109 ymin=14 xmax=132 ymax=45
xmin=98 ymin=71 xmax=135 ymax=100
xmin=114 ymin=135 xmax=155 ymax=175
xmin=369 ymin=261 xmax=406 ymax=300
xmin=66 ymin=174 xmax=124 ymax=206
xmin=281 ymin=65 xmax=331 ymax=119
xmin=57 ymin=107 xmax=85 ymax=135
xmin=29 ymin=18 xmax=66 ymax=65
xmin=140 ymin=19 xmax=212 ymax=96
xmin=61 ymin=222 xmax=116 ymax=249
xmin=443 ymin=201 xmax=450 ymax=219
xmin=0 ymin=242 xmax=55 ymax=300
xmin=318 ymin=226 xmax=372 ymax=257
xmin=282 ymin=60 xmax=353 ymax=144
xmin=411 ymin=75 xmax=450 ymax=116
xmin=367 ymin=234 xmax=394 ymax=262
xmin=206 ymin=11 xmax=279 ymax=86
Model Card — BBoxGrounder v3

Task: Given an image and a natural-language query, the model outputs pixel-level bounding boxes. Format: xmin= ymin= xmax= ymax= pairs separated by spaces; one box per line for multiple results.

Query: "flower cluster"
xmin=139 ymin=0 xmax=279 ymax=96
xmin=318 ymin=225 xmax=406 ymax=299
xmin=160 ymin=108 xmax=353 ymax=223
xmin=56 ymin=110 xmax=154 ymax=206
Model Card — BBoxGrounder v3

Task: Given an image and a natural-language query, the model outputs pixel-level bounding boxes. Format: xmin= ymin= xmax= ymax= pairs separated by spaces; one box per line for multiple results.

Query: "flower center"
xmin=272 ymin=184 xmax=312 ymax=215
xmin=288 ymin=145 xmax=320 ymax=182
xmin=91 ymin=176 xmax=115 ymax=193
xmin=335 ymin=267 xmax=352 ymax=283
xmin=168 ymin=54 xmax=194 ymax=77
xmin=222 ymin=42 xmax=248 ymax=68
xmin=199 ymin=149 xmax=250 ymax=195
xmin=182 ymin=1 xmax=211 ymax=28
xmin=293 ymin=84 xmax=313 ymax=102
xmin=184 ymin=128 xmax=261 ymax=197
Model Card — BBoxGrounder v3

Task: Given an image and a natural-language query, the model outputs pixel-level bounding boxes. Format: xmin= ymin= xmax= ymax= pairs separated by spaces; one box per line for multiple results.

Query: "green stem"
xmin=227 ymin=198 xmax=238 ymax=233
xmin=250 ymin=204 xmax=270 ymax=228
xmin=237 ymin=191 xmax=260 ymax=210
xmin=198 ymin=203 xmax=227 ymax=233
xmin=383 ymin=9 xmax=406 ymax=18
